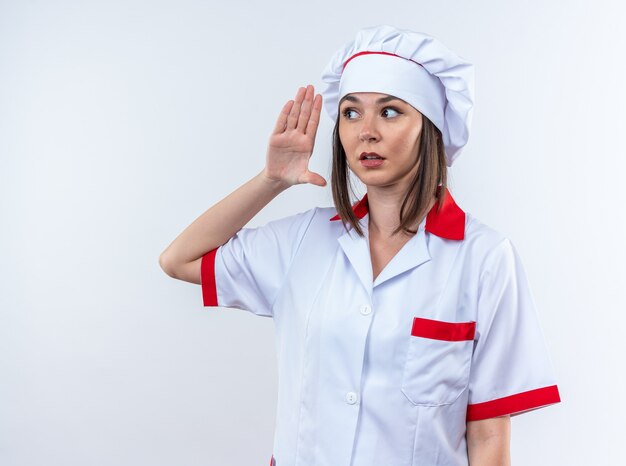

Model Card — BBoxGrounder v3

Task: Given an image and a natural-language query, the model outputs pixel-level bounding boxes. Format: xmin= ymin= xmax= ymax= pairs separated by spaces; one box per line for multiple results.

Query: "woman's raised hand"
xmin=263 ymin=85 xmax=327 ymax=188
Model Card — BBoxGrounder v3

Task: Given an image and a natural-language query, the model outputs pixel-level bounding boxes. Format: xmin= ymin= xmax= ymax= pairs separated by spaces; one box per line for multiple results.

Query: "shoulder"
xmin=263 ymin=205 xmax=320 ymax=230
xmin=253 ymin=205 xmax=342 ymax=240
xmin=315 ymin=205 xmax=341 ymax=221
xmin=461 ymin=212 xmax=525 ymax=279
xmin=296 ymin=205 xmax=347 ymax=228
xmin=463 ymin=213 xmax=508 ymax=247
xmin=230 ymin=206 xmax=321 ymax=249
xmin=460 ymin=212 xmax=516 ymax=265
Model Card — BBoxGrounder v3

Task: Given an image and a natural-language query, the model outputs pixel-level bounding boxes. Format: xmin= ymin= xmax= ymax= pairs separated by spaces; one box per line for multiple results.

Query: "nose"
xmin=359 ymin=114 xmax=380 ymax=142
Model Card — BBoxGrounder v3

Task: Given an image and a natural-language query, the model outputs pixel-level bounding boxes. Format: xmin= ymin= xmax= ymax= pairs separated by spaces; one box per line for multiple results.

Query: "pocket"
xmin=400 ymin=317 xmax=475 ymax=406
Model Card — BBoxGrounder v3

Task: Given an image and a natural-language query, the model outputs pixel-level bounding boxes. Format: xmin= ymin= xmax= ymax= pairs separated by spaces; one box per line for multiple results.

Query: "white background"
xmin=1 ymin=0 xmax=625 ymax=464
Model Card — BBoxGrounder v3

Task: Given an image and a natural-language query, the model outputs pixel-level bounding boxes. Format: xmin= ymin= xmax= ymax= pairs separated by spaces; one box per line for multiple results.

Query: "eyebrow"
xmin=340 ymin=95 xmax=403 ymax=105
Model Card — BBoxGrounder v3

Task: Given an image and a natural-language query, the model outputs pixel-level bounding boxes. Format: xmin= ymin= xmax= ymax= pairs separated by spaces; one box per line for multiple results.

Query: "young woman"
xmin=160 ymin=25 xmax=561 ymax=466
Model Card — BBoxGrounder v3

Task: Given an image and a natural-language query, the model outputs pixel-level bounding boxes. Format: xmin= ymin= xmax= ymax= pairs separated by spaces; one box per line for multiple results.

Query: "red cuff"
xmin=201 ymin=248 xmax=219 ymax=307
xmin=467 ymin=384 xmax=561 ymax=421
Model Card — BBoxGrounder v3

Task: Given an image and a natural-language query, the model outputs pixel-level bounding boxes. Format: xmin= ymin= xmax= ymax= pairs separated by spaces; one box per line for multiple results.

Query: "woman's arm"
xmin=158 ymin=172 xmax=288 ymax=283
xmin=158 ymin=85 xmax=324 ymax=283
xmin=467 ymin=415 xmax=511 ymax=466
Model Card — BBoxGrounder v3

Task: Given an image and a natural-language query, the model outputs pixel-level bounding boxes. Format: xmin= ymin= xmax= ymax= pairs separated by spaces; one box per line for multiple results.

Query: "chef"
xmin=160 ymin=24 xmax=561 ymax=466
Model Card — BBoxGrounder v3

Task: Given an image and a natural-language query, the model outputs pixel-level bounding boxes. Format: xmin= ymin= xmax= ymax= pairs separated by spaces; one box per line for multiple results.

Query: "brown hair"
xmin=330 ymin=107 xmax=448 ymax=238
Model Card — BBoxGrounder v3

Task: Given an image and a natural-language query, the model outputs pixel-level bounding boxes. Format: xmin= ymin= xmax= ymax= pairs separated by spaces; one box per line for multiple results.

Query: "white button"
xmin=346 ymin=392 xmax=358 ymax=404
xmin=359 ymin=304 xmax=372 ymax=315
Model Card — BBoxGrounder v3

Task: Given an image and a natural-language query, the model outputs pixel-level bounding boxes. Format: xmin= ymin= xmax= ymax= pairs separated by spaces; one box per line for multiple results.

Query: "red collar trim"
xmin=329 ymin=185 xmax=465 ymax=240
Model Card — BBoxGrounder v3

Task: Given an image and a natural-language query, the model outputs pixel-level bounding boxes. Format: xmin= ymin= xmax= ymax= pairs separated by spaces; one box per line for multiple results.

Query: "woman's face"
xmin=338 ymin=92 xmax=423 ymax=191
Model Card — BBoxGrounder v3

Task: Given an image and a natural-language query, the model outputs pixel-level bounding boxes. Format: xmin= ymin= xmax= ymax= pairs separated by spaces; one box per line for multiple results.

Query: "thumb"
xmin=301 ymin=170 xmax=327 ymax=187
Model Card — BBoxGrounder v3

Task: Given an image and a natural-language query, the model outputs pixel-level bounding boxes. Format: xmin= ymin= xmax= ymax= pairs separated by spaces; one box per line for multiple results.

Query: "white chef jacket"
xmin=200 ymin=186 xmax=561 ymax=466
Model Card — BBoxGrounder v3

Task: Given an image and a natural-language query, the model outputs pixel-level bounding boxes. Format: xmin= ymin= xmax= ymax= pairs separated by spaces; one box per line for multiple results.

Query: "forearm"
xmin=467 ymin=434 xmax=511 ymax=466
xmin=159 ymin=169 xmax=288 ymax=272
xmin=467 ymin=416 xmax=511 ymax=466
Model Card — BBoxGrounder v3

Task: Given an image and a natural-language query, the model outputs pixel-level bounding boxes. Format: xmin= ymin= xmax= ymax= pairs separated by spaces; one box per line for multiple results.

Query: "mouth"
xmin=359 ymin=152 xmax=385 ymax=160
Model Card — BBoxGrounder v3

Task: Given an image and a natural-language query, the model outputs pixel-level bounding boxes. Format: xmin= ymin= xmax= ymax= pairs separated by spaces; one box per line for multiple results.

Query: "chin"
xmin=356 ymin=174 xmax=398 ymax=188
xmin=353 ymin=167 xmax=416 ymax=189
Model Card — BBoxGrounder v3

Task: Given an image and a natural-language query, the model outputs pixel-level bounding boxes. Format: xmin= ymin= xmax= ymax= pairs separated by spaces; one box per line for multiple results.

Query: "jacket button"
xmin=360 ymin=304 xmax=372 ymax=315
xmin=346 ymin=391 xmax=358 ymax=404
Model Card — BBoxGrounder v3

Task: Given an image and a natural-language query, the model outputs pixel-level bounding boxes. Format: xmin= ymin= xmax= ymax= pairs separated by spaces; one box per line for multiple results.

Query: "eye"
xmin=341 ymin=108 xmax=358 ymax=119
xmin=340 ymin=106 xmax=403 ymax=120
xmin=382 ymin=107 xmax=401 ymax=118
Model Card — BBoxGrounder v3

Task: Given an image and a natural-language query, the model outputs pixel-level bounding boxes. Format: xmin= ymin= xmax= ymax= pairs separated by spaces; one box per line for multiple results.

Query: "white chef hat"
xmin=320 ymin=25 xmax=475 ymax=166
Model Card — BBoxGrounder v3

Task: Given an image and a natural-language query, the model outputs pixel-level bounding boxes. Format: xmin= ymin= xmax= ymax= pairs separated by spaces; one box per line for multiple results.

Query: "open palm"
xmin=264 ymin=85 xmax=326 ymax=188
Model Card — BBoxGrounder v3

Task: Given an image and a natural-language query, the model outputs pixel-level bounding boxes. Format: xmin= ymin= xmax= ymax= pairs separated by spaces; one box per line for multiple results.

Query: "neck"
xmin=367 ymin=187 xmax=437 ymax=237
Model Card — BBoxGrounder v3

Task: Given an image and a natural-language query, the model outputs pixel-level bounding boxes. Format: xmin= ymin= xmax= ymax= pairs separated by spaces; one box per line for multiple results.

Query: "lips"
xmin=360 ymin=152 xmax=385 ymax=160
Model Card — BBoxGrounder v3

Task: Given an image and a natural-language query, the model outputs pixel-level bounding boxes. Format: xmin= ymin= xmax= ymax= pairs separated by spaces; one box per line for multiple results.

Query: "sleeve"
xmin=466 ymin=238 xmax=562 ymax=421
xmin=200 ymin=207 xmax=317 ymax=317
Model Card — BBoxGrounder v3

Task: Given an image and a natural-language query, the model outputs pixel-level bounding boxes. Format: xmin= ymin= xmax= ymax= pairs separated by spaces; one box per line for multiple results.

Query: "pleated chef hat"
xmin=320 ymin=25 xmax=475 ymax=166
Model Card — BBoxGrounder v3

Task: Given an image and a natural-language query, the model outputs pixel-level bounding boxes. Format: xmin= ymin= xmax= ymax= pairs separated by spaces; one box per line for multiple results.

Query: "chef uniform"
xmin=200 ymin=25 xmax=561 ymax=466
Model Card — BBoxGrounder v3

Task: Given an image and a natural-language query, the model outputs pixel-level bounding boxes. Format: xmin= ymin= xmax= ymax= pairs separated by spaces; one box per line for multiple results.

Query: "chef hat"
xmin=320 ymin=25 xmax=475 ymax=166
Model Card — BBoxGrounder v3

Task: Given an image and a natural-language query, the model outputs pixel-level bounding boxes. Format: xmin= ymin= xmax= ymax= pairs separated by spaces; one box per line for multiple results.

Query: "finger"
xmin=272 ymin=99 xmax=294 ymax=135
xmin=286 ymin=86 xmax=306 ymax=130
xmin=296 ymin=85 xmax=314 ymax=132
xmin=304 ymin=94 xmax=322 ymax=136
xmin=300 ymin=170 xmax=327 ymax=187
